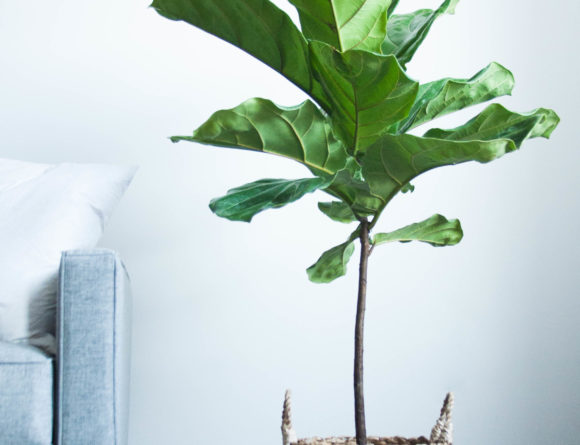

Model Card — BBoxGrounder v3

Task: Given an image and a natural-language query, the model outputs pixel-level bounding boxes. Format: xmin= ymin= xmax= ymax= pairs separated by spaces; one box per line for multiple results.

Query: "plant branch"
xmin=354 ymin=218 xmax=371 ymax=445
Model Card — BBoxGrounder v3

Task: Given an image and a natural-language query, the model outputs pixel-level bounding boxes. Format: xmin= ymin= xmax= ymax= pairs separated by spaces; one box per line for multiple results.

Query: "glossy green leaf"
xmin=210 ymin=177 xmax=327 ymax=222
xmin=318 ymin=201 xmax=358 ymax=223
xmin=395 ymin=62 xmax=515 ymax=133
xmin=373 ymin=214 xmax=462 ymax=247
xmin=172 ymin=98 xmax=350 ymax=178
xmin=382 ymin=0 xmax=459 ymax=67
xmin=310 ymin=41 xmax=418 ymax=152
xmin=362 ymin=105 xmax=559 ymax=203
xmin=307 ymin=240 xmax=355 ymax=283
xmin=150 ymin=0 xmax=330 ymax=110
xmin=289 ymin=0 xmax=390 ymax=53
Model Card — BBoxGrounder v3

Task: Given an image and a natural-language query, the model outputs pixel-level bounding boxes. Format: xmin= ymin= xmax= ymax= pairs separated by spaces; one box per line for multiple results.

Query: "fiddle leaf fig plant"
xmin=152 ymin=1 xmax=559 ymax=444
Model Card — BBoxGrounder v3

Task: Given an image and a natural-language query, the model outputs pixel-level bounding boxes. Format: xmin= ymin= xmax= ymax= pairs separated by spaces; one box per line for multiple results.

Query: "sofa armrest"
xmin=56 ymin=249 xmax=131 ymax=445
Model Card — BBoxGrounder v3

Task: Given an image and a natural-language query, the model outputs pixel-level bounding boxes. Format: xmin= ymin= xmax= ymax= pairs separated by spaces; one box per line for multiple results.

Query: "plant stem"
xmin=354 ymin=218 xmax=370 ymax=445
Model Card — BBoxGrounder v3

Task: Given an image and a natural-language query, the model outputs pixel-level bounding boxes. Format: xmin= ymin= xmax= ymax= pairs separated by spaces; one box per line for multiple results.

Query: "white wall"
xmin=1 ymin=1 xmax=578 ymax=443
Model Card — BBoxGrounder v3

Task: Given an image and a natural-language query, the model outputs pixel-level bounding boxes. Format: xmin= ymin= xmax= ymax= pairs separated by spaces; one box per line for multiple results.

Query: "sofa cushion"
xmin=0 ymin=341 xmax=53 ymax=445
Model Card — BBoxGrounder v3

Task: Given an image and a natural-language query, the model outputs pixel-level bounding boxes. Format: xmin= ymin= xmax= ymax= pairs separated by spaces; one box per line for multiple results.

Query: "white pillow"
xmin=0 ymin=158 xmax=137 ymax=355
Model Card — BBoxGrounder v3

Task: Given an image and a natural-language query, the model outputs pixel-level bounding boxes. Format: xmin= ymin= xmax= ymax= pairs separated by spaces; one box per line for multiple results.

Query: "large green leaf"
xmin=172 ymin=98 xmax=350 ymax=178
xmin=310 ymin=41 xmax=418 ymax=152
xmin=289 ymin=0 xmax=390 ymax=53
xmin=382 ymin=0 xmax=459 ymax=67
xmin=373 ymin=214 xmax=463 ymax=247
xmin=362 ymin=106 xmax=559 ymax=203
xmin=395 ymin=62 xmax=515 ymax=133
xmin=151 ymin=0 xmax=330 ymax=110
xmin=210 ymin=177 xmax=327 ymax=222
xmin=307 ymin=240 xmax=356 ymax=283
xmin=318 ymin=201 xmax=358 ymax=223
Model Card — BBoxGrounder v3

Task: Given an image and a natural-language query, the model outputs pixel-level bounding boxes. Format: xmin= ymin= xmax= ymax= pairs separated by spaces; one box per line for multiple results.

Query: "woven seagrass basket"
xmin=281 ymin=391 xmax=453 ymax=445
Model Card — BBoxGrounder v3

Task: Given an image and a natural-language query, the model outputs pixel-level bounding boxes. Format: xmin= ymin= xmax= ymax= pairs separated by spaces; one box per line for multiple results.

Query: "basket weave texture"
xmin=281 ymin=392 xmax=453 ymax=445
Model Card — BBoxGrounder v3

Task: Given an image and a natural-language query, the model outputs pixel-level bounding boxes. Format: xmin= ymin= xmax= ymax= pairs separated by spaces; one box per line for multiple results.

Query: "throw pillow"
xmin=0 ymin=158 xmax=136 ymax=355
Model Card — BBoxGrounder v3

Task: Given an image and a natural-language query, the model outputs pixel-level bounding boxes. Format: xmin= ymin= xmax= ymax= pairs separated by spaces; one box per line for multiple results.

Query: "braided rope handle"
xmin=282 ymin=391 xmax=454 ymax=445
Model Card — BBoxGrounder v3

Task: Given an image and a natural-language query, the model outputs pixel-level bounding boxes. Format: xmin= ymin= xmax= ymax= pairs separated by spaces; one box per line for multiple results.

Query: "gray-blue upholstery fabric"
xmin=0 ymin=249 xmax=131 ymax=445
xmin=0 ymin=341 xmax=53 ymax=445
xmin=56 ymin=249 xmax=131 ymax=445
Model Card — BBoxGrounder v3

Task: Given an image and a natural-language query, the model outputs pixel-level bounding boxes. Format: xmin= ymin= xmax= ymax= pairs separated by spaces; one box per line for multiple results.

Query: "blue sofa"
xmin=0 ymin=249 xmax=132 ymax=445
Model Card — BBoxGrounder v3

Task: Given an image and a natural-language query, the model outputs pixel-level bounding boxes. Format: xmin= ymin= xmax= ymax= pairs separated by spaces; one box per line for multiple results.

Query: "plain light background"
xmin=1 ymin=0 xmax=578 ymax=443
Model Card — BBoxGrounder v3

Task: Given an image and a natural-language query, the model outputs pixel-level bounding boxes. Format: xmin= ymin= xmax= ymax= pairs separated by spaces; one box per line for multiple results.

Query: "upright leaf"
xmin=395 ymin=62 xmax=515 ymax=133
xmin=362 ymin=106 xmax=559 ymax=203
xmin=289 ymin=0 xmax=390 ymax=53
xmin=307 ymin=240 xmax=356 ymax=283
xmin=382 ymin=0 xmax=459 ymax=67
xmin=373 ymin=214 xmax=463 ymax=247
xmin=172 ymin=98 xmax=350 ymax=178
xmin=310 ymin=41 xmax=418 ymax=152
xmin=151 ymin=0 xmax=330 ymax=110
xmin=210 ymin=177 xmax=327 ymax=222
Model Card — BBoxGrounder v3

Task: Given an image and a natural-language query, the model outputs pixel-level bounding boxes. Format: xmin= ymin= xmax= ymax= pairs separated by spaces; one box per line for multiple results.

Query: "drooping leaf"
xmin=209 ymin=177 xmax=327 ymax=222
xmin=382 ymin=0 xmax=459 ymax=67
xmin=318 ymin=201 xmax=358 ymax=223
xmin=310 ymin=41 xmax=418 ymax=152
xmin=362 ymin=106 xmax=559 ymax=203
xmin=289 ymin=0 xmax=390 ymax=53
xmin=172 ymin=98 xmax=350 ymax=178
xmin=395 ymin=62 xmax=515 ymax=133
xmin=373 ymin=214 xmax=463 ymax=247
xmin=150 ymin=0 xmax=330 ymax=110
xmin=424 ymin=104 xmax=560 ymax=142
xmin=307 ymin=240 xmax=355 ymax=283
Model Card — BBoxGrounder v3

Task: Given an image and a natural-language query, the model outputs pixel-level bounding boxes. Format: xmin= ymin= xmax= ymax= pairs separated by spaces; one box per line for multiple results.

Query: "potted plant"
xmin=151 ymin=1 xmax=559 ymax=444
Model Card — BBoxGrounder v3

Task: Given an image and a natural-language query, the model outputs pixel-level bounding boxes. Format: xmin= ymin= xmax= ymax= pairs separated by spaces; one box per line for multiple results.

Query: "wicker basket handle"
xmin=429 ymin=393 xmax=453 ymax=444
xmin=282 ymin=390 xmax=297 ymax=445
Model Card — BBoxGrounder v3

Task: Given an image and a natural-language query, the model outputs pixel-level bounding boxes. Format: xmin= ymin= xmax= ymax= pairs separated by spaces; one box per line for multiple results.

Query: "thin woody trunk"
xmin=354 ymin=219 xmax=370 ymax=445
